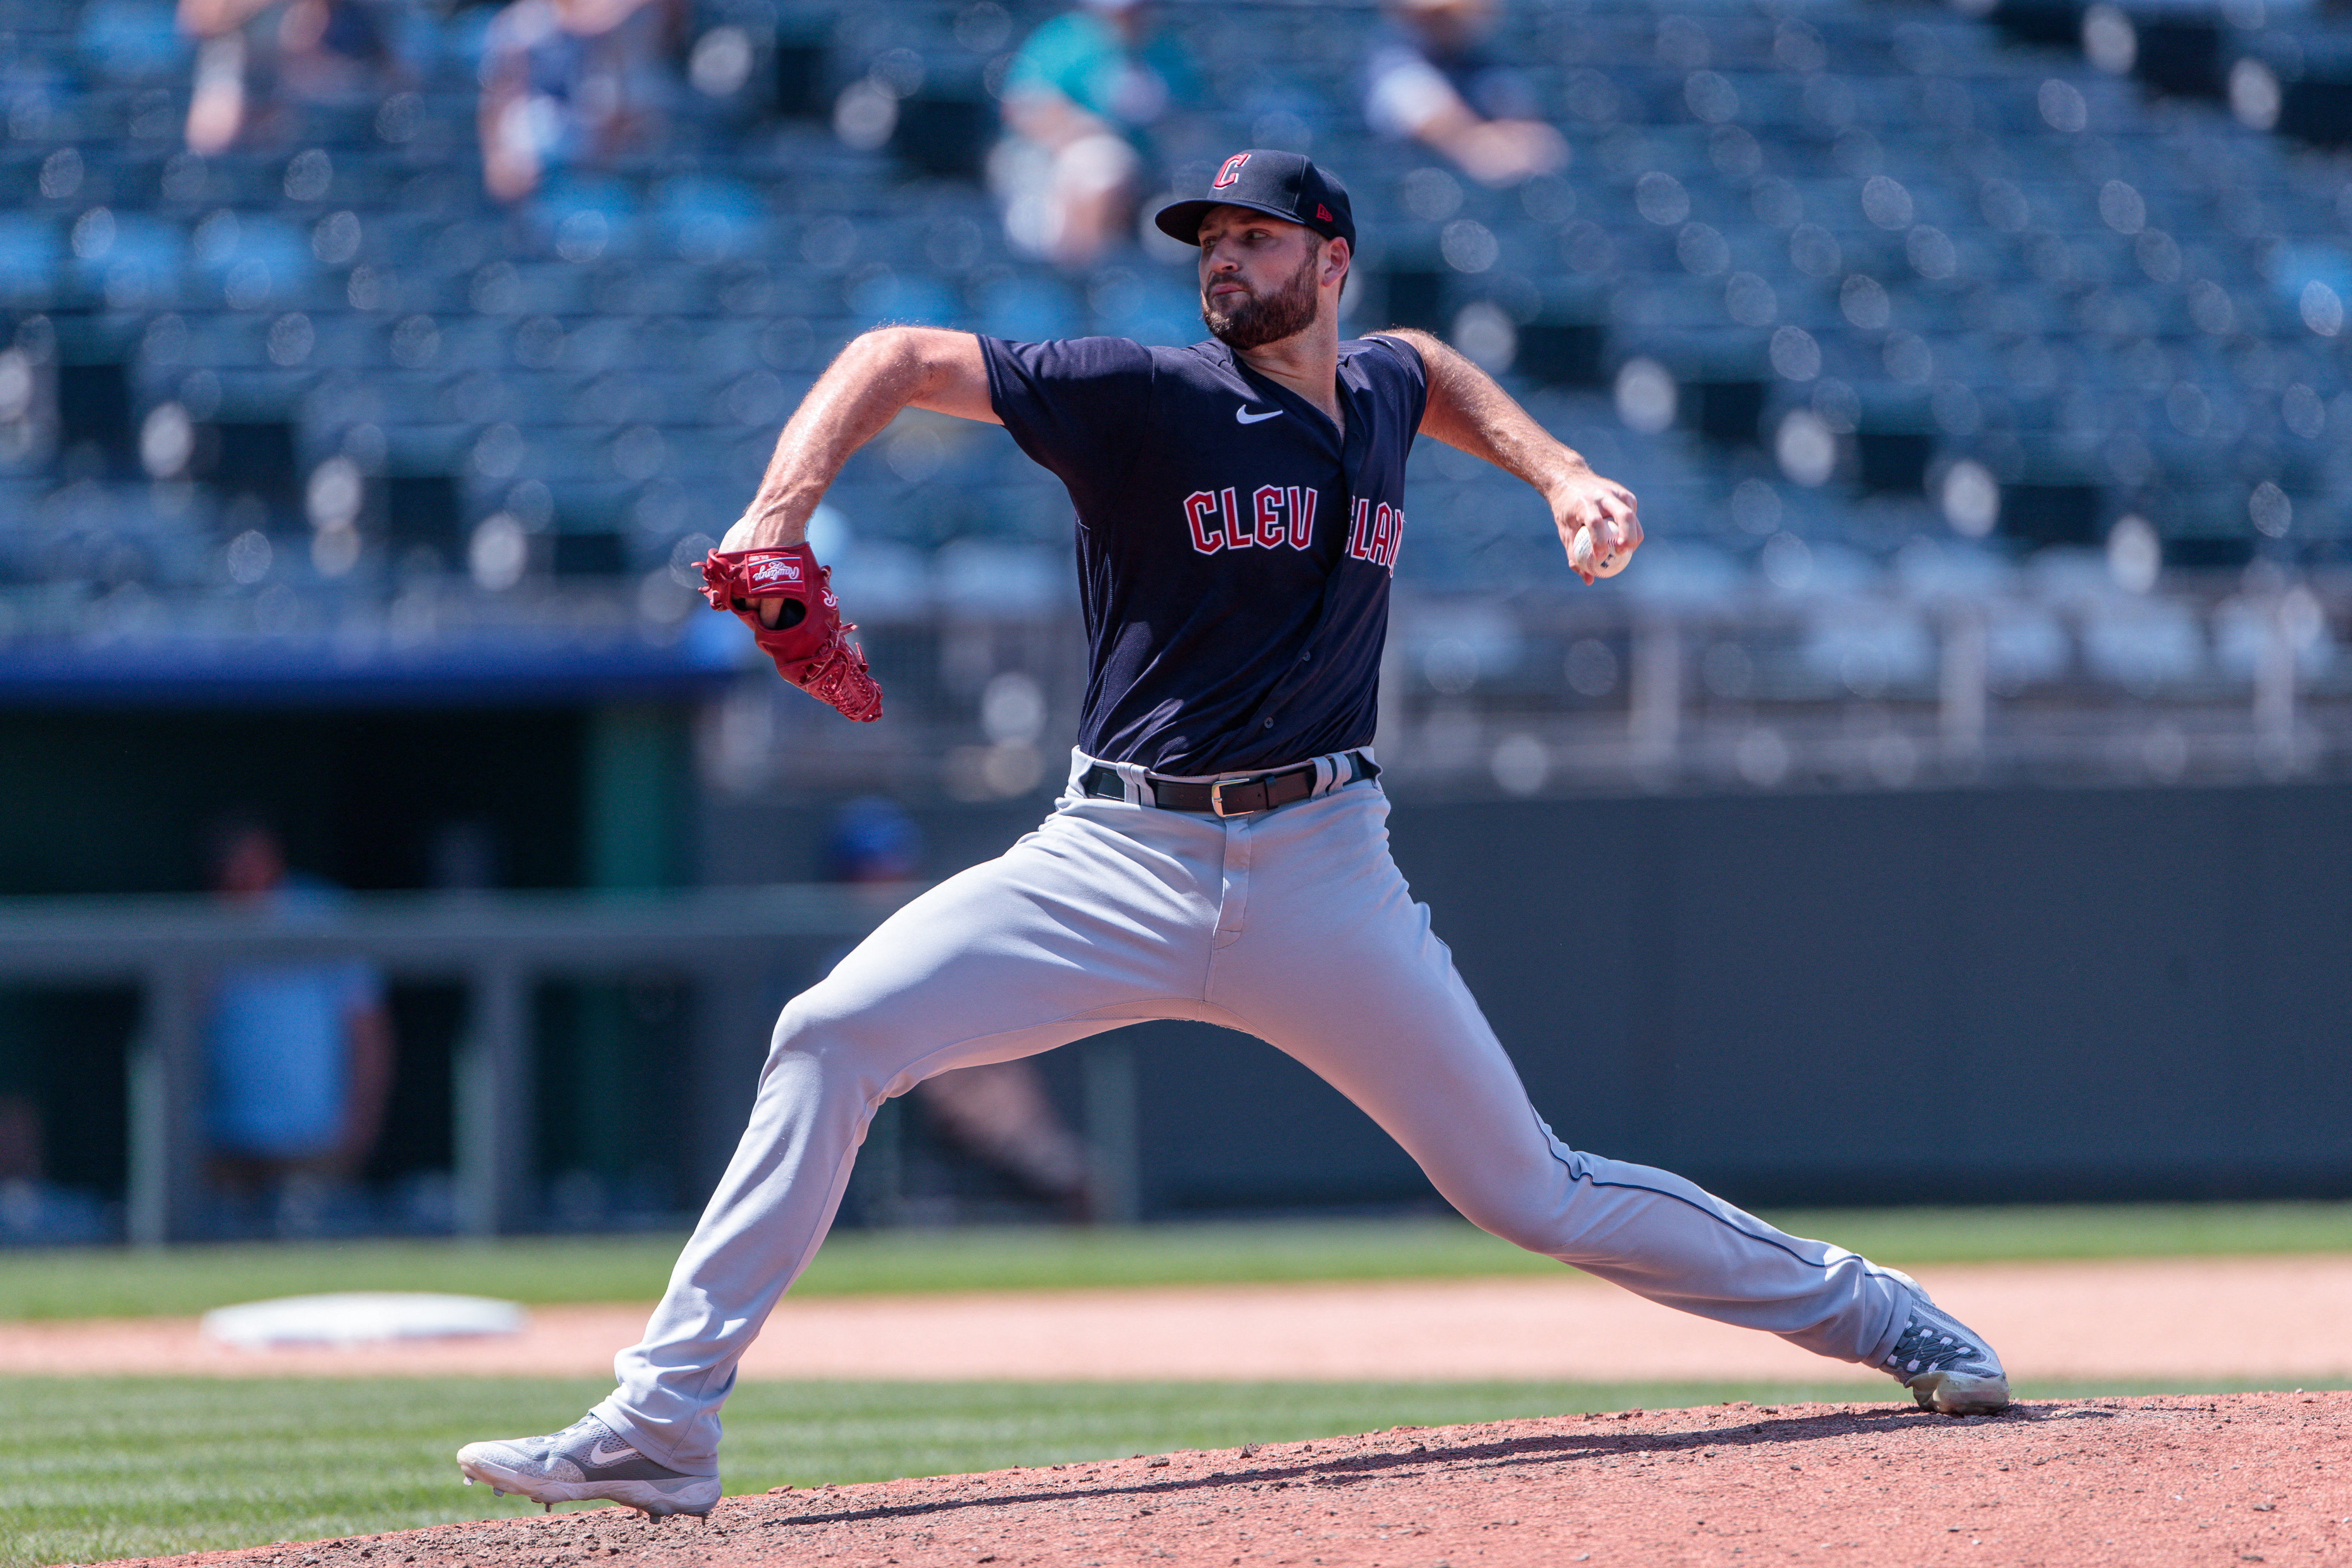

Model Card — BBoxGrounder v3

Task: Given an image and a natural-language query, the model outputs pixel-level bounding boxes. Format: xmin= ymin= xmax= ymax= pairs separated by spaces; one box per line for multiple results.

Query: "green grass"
xmin=4 ymin=1375 xmax=2337 ymax=1568
xmin=4 ymin=1202 xmax=2349 ymax=1321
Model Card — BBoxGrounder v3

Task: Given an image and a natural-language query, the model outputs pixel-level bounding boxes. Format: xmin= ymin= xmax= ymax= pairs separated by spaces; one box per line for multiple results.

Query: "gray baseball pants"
xmin=594 ymin=750 xmax=1911 ymax=1475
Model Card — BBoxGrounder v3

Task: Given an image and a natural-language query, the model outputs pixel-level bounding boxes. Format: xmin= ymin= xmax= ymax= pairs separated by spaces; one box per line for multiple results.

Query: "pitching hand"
xmin=1551 ymin=467 xmax=1642 ymax=584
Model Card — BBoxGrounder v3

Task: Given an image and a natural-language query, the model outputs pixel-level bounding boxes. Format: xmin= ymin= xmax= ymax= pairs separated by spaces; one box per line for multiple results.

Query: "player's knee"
xmin=767 ymin=997 xmax=854 ymax=1063
xmin=761 ymin=996 xmax=903 ymax=1093
xmin=1459 ymin=1197 xmax=1567 ymax=1255
xmin=1442 ymin=1153 xmax=1595 ymax=1256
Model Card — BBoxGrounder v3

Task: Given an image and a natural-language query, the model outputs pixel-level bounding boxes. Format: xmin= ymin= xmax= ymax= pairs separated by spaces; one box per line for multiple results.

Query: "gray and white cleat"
xmin=457 ymin=1415 xmax=720 ymax=1518
xmin=1878 ymin=1280 xmax=2009 ymax=1415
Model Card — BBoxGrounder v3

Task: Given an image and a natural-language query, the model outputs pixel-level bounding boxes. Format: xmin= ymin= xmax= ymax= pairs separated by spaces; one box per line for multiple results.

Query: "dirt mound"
xmin=113 ymin=1391 xmax=2348 ymax=1568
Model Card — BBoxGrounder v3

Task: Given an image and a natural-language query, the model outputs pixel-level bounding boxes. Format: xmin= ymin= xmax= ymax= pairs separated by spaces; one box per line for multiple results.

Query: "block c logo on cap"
xmin=1213 ymin=152 xmax=1251 ymax=189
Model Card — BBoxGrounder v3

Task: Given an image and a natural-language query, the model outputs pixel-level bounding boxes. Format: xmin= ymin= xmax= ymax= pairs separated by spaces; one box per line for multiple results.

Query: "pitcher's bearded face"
xmin=1197 ymin=211 xmax=1331 ymax=350
xmin=1203 ymin=245 xmax=1320 ymax=349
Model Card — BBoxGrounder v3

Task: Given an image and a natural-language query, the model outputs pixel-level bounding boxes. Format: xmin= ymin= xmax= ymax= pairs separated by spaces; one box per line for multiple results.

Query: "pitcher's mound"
xmin=124 ymin=1391 xmax=2349 ymax=1568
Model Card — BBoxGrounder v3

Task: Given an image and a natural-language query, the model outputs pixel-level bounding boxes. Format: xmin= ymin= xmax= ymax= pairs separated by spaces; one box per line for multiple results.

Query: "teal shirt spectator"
xmin=1002 ymin=9 xmax=1196 ymax=138
xmin=205 ymin=878 xmax=385 ymax=1160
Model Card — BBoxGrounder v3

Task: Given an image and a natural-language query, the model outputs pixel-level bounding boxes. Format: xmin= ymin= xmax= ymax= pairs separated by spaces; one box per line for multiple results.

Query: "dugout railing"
xmin=0 ymin=885 xmax=921 ymax=1245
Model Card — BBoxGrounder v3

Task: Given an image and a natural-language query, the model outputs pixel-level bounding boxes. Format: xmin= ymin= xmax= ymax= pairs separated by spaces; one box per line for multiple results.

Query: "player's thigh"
xmin=1253 ymin=935 xmax=1563 ymax=1223
xmin=1221 ymin=821 xmax=1568 ymax=1233
xmin=773 ymin=810 xmax=1213 ymax=1095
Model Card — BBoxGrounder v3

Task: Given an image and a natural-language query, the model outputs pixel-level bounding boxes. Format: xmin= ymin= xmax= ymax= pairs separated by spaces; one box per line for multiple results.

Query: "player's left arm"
xmin=1377 ymin=328 xmax=1640 ymax=584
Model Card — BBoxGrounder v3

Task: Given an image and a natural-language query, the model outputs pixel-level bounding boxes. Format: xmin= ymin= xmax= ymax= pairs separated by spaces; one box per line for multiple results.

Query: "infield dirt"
xmin=108 ymin=1391 xmax=2350 ymax=1568
xmin=21 ymin=1256 xmax=2352 ymax=1384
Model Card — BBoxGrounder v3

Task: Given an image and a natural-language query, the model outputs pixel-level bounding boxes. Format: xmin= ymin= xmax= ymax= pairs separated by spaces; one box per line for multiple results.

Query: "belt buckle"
xmin=1210 ymin=771 xmax=1277 ymax=816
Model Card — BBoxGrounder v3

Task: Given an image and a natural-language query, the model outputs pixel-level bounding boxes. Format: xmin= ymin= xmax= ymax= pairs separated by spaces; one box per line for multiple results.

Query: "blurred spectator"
xmin=915 ymin=1058 xmax=1092 ymax=1212
xmin=178 ymin=0 xmax=400 ymax=154
xmin=0 ymin=1093 xmax=36 ymax=1183
xmin=478 ymin=0 xmax=683 ymax=203
xmin=1362 ymin=0 xmax=1565 ymax=187
xmin=821 ymin=795 xmax=924 ymax=886
xmin=202 ymin=818 xmax=394 ymax=1214
xmin=0 ymin=1089 xmax=109 ymax=1245
xmin=992 ymin=0 xmax=1196 ymax=268
xmin=824 ymin=798 xmax=1092 ymax=1215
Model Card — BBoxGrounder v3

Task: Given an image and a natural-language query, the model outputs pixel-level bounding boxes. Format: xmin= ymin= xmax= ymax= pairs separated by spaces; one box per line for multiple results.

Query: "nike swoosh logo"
xmin=588 ymin=1440 xmax=640 ymax=1467
xmin=1235 ymin=406 xmax=1283 ymax=424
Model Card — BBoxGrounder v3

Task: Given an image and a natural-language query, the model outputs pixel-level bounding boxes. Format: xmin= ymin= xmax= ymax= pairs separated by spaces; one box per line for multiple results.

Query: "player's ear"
xmin=1325 ymin=236 xmax=1351 ymax=295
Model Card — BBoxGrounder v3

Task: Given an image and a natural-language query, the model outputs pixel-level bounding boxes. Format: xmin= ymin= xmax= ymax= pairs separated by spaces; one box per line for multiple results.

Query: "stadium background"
xmin=0 ymin=0 xmax=2348 ymax=1245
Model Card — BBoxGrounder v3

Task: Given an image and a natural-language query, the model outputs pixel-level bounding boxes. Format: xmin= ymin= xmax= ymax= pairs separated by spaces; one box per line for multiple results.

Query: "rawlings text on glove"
xmin=700 ymin=545 xmax=884 ymax=723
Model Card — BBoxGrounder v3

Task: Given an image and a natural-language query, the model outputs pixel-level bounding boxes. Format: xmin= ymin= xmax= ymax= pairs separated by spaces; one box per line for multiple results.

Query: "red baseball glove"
xmin=699 ymin=544 xmax=883 ymax=723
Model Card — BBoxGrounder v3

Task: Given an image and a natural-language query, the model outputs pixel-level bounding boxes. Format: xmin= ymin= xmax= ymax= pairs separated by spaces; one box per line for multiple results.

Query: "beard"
xmin=1202 ymin=247 xmax=1322 ymax=349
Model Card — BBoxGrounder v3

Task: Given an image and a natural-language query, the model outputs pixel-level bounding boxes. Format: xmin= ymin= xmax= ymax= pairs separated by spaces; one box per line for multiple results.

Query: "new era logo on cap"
xmin=1213 ymin=152 xmax=1251 ymax=190
xmin=1317 ymin=204 xmax=1333 ymax=222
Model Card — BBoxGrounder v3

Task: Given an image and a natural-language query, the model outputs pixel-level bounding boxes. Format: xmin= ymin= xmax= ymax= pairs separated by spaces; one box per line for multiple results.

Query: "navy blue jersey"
xmin=980 ymin=332 xmax=1427 ymax=775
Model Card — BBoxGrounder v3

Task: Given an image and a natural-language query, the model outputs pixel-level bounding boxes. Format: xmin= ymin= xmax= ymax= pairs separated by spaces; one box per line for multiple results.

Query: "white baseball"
xmin=1570 ymin=523 xmax=1629 ymax=579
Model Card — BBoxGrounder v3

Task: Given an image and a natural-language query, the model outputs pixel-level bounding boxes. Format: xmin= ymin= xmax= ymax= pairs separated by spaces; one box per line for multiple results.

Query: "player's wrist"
xmin=755 ymin=507 xmax=812 ymax=548
xmin=1540 ymin=458 xmax=1596 ymax=509
xmin=721 ymin=510 xmax=809 ymax=554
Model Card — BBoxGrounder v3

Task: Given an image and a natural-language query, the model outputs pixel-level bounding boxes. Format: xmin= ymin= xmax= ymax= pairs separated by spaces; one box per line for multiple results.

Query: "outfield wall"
xmin=721 ymin=779 xmax=2352 ymax=1215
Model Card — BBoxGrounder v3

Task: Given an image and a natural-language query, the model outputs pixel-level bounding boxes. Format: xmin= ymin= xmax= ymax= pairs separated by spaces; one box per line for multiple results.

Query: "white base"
xmin=202 ymin=1292 xmax=525 ymax=1349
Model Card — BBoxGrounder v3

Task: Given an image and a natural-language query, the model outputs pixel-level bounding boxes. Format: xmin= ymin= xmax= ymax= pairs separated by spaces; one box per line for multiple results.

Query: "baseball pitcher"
xmin=457 ymin=151 xmax=2006 ymax=1518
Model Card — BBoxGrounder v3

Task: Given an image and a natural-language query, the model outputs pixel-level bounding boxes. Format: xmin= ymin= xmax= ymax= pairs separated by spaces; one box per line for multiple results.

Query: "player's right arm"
xmin=1378 ymin=326 xmax=1640 ymax=584
xmin=722 ymin=327 xmax=998 ymax=557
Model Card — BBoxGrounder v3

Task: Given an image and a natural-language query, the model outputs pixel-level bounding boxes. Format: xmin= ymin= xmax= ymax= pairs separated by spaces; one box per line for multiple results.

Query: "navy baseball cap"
xmin=1154 ymin=150 xmax=1357 ymax=249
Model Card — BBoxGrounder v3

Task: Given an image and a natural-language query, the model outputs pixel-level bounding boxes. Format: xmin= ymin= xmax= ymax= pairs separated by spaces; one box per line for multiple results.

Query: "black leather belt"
xmin=1081 ymin=752 xmax=1378 ymax=816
